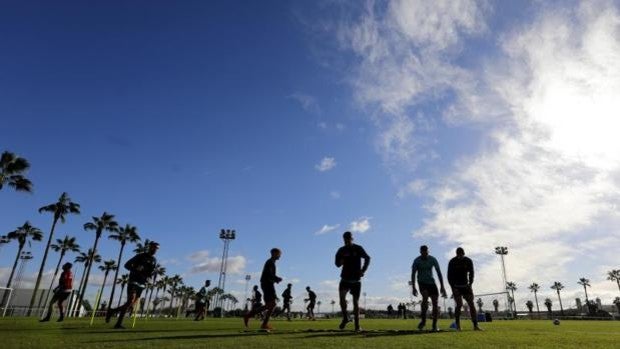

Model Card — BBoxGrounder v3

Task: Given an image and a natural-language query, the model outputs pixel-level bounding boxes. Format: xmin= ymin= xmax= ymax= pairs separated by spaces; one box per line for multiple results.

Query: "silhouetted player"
xmin=106 ymin=241 xmax=159 ymax=329
xmin=193 ymin=279 xmax=211 ymax=320
xmin=281 ymin=283 xmax=293 ymax=320
xmin=250 ymin=285 xmax=263 ymax=316
xmin=448 ymin=247 xmax=482 ymax=331
xmin=411 ymin=245 xmax=446 ymax=332
xmin=244 ymin=248 xmax=282 ymax=331
xmin=335 ymin=231 xmax=370 ymax=331
xmin=40 ymin=262 xmax=73 ymax=322
xmin=305 ymin=286 xmax=317 ymax=320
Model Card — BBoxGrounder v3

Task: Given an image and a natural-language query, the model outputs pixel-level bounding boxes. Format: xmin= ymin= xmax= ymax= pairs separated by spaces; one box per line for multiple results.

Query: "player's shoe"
xmin=113 ymin=324 xmax=126 ymax=330
xmin=473 ymin=325 xmax=484 ymax=331
xmin=431 ymin=327 xmax=441 ymax=332
xmin=260 ymin=324 xmax=273 ymax=332
xmin=243 ymin=314 xmax=250 ymax=328
xmin=39 ymin=317 xmax=50 ymax=323
xmin=417 ymin=320 xmax=426 ymax=330
xmin=105 ymin=309 xmax=115 ymax=323
xmin=56 ymin=316 xmax=64 ymax=322
xmin=339 ymin=318 xmax=351 ymax=330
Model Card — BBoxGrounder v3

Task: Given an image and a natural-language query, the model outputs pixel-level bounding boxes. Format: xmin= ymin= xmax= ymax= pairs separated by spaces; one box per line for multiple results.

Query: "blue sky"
xmin=2 ymin=0 xmax=620 ymax=311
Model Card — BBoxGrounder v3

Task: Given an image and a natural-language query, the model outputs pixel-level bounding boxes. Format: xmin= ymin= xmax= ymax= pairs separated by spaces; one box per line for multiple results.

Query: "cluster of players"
xmin=40 ymin=231 xmax=482 ymax=332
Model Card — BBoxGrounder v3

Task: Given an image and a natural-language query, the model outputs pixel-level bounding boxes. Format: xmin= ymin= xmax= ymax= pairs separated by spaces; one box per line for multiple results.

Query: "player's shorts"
xmin=307 ymin=301 xmax=316 ymax=309
xmin=127 ymin=281 xmax=145 ymax=298
xmin=52 ymin=291 xmax=71 ymax=302
xmin=419 ymin=283 xmax=439 ymax=297
xmin=195 ymin=301 xmax=206 ymax=309
xmin=452 ymin=285 xmax=473 ymax=297
xmin=261 ymin=282 xmax=277 ymax=303
xmin=339 ymin=280 xmax=362 ymax=298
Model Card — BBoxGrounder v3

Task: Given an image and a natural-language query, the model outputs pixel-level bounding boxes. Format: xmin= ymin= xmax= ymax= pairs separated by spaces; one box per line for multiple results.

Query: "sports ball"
xmin=553 ymin=319 xmax=560 ymax=325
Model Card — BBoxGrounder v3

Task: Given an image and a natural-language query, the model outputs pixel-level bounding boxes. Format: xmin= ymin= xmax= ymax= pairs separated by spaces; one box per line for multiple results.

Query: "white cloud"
xmin=349 ymin=217 xmax=372 ymax=233
xmin=314 ymin=224 xmax=340 ymax=235
xmin=330 ymin=191 xmax=341 ymax=199
xmin=289 ymin=92 xmax=321 ymax=114
xmin=315 ymin=157 xmax=337 ymax=172
xmin=397 ymin=179 xmax=427 ymax=198
xmin=187 ymin=250 xmax=247 ymax=275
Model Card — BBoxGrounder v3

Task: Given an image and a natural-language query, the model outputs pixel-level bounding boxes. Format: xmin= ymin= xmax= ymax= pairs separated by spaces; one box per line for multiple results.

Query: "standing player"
xmin=335 ymin=231 xmax=370 ymax=331
xmin=243 ymin=248 xmax=283 ymax=331
xmin=447 ymin=247 xmax=482 ymax=331
xmin=40 ymin=262 xmax=73 ymax=322
xmin=106 ymin=241 xmax=159 ymax=329
xmin=411 ymin=245 xmax=446 ymax=332
xmin=304 ymin=286 xmax=317 ymax=320
xmin=281 ymin=283 xmax=293 ymax=321
xmin=193 ymin=279 xmax=211 ymax=321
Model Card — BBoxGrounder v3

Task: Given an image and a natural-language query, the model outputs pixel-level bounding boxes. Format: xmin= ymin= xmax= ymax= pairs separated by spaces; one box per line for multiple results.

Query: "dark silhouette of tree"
xmin=29 ymin=192 xmax=81 ymax=314
xmin=40 ymin=235 xmax=80 ymax=310
xmin=0 ymin=151 xmax=32 ymax=193
xmin=106 ymin=224 xmax=140 ymax=312
xmin=116 ymin=274 xmax=129 ymax=307
xmin=551 ymin=282 xmax=565 ymax=315
xmin=96 ymin=260 xmax=117 ymax=310
xmin=2 ymin=222 xmax=43 ymax=305
xmin=76 ymin=212 xmax=118 ymax=313
xmin=544 ymin=298 xmax=552 ymax=314
xmin=607 ymin=270 xmax=620 ymax=293
xmin=529 ymin=283 xmax=541 ymax=314
xmin=492 ymin=299 xmax=499 ymax=312
xmin=526 ymin=300 xmax=534 ymax=313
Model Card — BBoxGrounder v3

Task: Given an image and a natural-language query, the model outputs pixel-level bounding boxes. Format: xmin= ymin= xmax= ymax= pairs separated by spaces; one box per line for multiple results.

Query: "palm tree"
xmin=116 ymin=274 xmax=129 ymax=307
xmin=317 ymin=300 xmax=322 ymax=314
xmin=96 ymin=260 xmax=117 ymax=311
xmin=76 ymin=212 xmax=119 ymax=312
xmin=106 ymin=224 xmax=140 ymax=311
xmin=607 ymin=270 xmax=620 ymax=293
xmin=70 ymin=249 xmax=101 ymax=316
xmin=544 ymin=298 xmax=552 ymax=314
xmin=551 ymin=282 xmax=565 ymax=315
xmin=577 ymin=277 xmax=591 ymax=304
xmin=145 ymin=264 xmax=165 ymax=315
xmin=613 ymin=297 xmax=620 ymax=314
xmin=40 ymin=235 xmax=80 ymax=311
xmin=0 ymin=151 xmax=32 ymax=193
xmin=151 ymin=278 xmax=167 ymax=315
xmin=529 ymin=283 xmax=541 ymax=314
xmin=526 ymin=300 xmax=534 ymax=313
xmin=168 ymin=274 xmax=183 ymax=310
xmin=29 ymin=192 xmax=81 ymax=314
xmin=331 ymin=299 xmax=336 ymax=313
xmin=133 ymin=239 xmax=152 ymax=254
xmin=2 ymin=222 xmax=43 ymax=304
xmin=506 ymin=282 xmax=517 ymax=314
xmin=492 ymin=299 xmax=499 ymax=312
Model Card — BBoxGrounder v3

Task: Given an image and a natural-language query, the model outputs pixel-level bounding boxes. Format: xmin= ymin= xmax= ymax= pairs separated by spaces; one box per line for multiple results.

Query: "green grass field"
xmin=2 ymin=317 xmax=619 ymax=349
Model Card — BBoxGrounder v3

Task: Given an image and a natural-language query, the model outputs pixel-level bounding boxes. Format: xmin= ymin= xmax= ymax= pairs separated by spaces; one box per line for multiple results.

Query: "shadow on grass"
xmin=83 ymin=328 xmax=439 ymax=344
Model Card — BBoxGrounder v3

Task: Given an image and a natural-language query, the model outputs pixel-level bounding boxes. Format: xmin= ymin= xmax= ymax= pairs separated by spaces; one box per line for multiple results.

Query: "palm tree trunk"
xmin=117 ymin=283 xmax=126 ymax=307
xmin=1 ymin=244 xmax=23 ymax=305
xmin=70 ymin=263 xmax=88 ymax=317
xmin=534 ymin=292 xmax=540 ymax=314
xmin=28 ymin=217 xmax=58 ymax=316
xmin=161 ymin=286 xmax=168 ymax=312
xmin=39 ymin=251 xmax=65 ymax=315
xmin=617 ymin=279 xmax=620 ymax=293
xmin=76 ymin=231 xmax=101 ymax=316
xmin=152 ymin=287 xmax=161 ymax=316
xmin=557 ymin=291 xmax=564 ymax=315
xmin=96 ymin=271 xmax=109 ymax=314
xmin=170 ymin=287 xmax=176 ymax=310
xmin=145 ymin=275 xmax=157 ymax=316
xmin=107 ymin=243 xmax=125 ymax=310
xmin=583 ymin=285 xmax=589 ymax=303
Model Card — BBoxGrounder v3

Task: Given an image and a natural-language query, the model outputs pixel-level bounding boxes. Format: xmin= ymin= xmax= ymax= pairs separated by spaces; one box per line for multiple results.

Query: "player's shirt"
xmin=447 ymin=256 xmax=474 ymax=288
xmin=57 ymin=270 xmax=73 ymax=293
xmin=307 ymin=290 xmax=317 ymax=303
xmin=260 ymin=258 xmax=279 ymax=284
xmin=282 ymin=288 xmax=292 ymax=302
xmin=196 ymin=286 xmax=209 ymax=304
xmin=335 ymin=244 xmax=370 ymax=282
xmin=124 ymin=253 xmax=157 ymax=287
xmin=412 ymin=255 xmax=441 ymax=285
xmin=252 ymin=289 xmax=262 ymax=306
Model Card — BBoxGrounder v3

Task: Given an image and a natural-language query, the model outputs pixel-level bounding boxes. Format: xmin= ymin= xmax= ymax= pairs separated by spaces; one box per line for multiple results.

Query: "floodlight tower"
xmin=0 ymin=235 xmax=9 ymax=255
xmin=15 ymin=251 xmax=34 ymax=291
xmin=216 ymin=229 xmax=236 ymax=316
xmin=494 ymin=246 xmax=510 ymax=313
xmin=244 ymin=274 xmax=251 ymax=309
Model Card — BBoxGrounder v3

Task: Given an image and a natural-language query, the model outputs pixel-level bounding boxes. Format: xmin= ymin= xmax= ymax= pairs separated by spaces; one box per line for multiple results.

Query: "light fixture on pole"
xmin=494 ymin=246 xmax=510 ymax=314
xmin=216 ymin=229 xmax=236 ymax=317
xmin=244 ymin=274 xmax=251 ymax=310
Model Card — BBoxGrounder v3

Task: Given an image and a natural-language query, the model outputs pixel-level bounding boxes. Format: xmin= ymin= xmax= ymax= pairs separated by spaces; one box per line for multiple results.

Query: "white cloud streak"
xmin=315 ymin=157 xmax=337 ymax=172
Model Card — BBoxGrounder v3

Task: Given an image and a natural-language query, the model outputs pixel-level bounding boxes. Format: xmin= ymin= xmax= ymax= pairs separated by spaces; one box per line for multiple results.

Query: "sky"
xmin=1 ymin=0 xmax=619 ymax=312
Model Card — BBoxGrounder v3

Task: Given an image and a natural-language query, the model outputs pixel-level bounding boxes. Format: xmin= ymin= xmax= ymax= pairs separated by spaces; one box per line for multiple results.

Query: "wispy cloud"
xmin=188 ymin=250 xmax=246 ymax=275
xmin=315 ymin=157 xmax=337 ymax=172
xmin=289 ymin=92 xmax=321 ymax=114
xmin=349 ymin=216 xmax=372 ymax=233
xmin=315 ymin=224 xmax=340 ymax=235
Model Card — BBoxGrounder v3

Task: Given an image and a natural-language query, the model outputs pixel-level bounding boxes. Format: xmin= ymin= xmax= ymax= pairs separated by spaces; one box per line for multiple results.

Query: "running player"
xmin=106 ymin=241 xmax=159 ymax=329
xmin=281 ymin=283 xmax=293 ymax=321
xmin=447 ymin=247 xmax=482 ymax=331
xmin=40 ymin=262 xmax=73 ymax=322
xmin=243 ymin=248 xmax=283 ymax=331
xmin=335 ymin=231 xmax=370 ymax=331
xmin=194 ymin=279 xmax=211 ymax=320
xmin=411 ymin=245 xmax=446 ymax=332
xmin=304 ymin=286 xmax=317 ymax=320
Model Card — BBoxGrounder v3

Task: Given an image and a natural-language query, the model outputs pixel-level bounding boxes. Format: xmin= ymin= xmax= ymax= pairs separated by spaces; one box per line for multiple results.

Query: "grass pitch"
xmin=2 ymin=317 xmax=619 ymax=348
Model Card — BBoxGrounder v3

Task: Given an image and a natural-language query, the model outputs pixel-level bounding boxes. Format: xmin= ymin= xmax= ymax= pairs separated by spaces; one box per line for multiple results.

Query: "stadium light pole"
xmin=0 ymin=235 xmax=9 ymax=256
xmin=216 ymin=229 xmax=236 ymax=317
xmin=494 ymin=246 xmax=510 ymax=314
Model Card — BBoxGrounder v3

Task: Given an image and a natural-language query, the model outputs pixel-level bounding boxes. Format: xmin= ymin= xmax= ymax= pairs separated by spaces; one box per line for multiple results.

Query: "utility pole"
xmin=495 ymin=246 xmax=511 ymax=315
